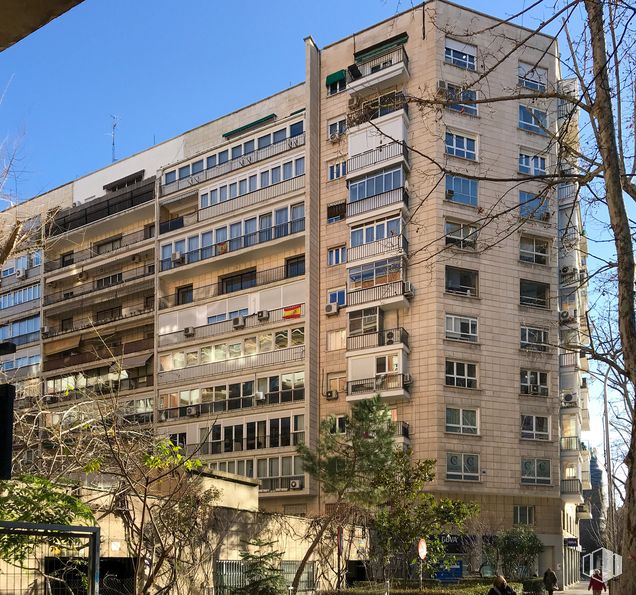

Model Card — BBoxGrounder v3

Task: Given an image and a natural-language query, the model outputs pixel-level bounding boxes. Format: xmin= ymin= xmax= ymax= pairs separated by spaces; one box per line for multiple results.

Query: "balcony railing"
xmin=347 ymin=142 xmax=409 ymax=175
xmin=158 ymin=304 xmax=305 ymax=347
xmin=160 ymin=133 xmax=305 ymax=196
xmin=259 ymin=475 xmax=304 ymax=491
xmin=394 ymin=420 xmax=410 ymax=439
xmin=159 ymin=175 xmax=305 ymax=235
xmin=45 ymin=227 xmax=154 ymax=272
xmin=0 ymin=298 xmax=40 ymax=320
xmin=158 ymin=345 xmax=305 ymax=385
xmin=184 ymin=432 xmax=305 ymax=456
xmin=347 ymin=187 xmax=409 ymax=218
xmin=560 ymin=436 xmax=581 ymax=451
xmin=561 ymin=478 xmax=582 ymax=495
xmin=347 ymin=280 xmax=409 ymax=307
xmin=347 ymin=92 xmax=408 ymax=128
xmin=44 ymin=375 xmax=154 ymax=403
xmin=559 ymin=352 xmax=578 ymax=367
xmin=0 ymin=363 xmax=41 ymax=381
xmin=8 ymin=331 xmax=40 ymax=347
xmin=347 ymin=373 xmax=410 ymax=396
xmin=158 ymin=264 xmax=302 ymax=309
xmin=44 ymin=265 xmax=154 ymax=306
xmin=348 ymin=46 xmax=409 ymax=83
xmin=346 ymin=327 xmax=409 ymax=351
xmin=159 ymin=219 xmax=305 ymax=272
xmin=347 ymin=235 xmax=408 ymax=263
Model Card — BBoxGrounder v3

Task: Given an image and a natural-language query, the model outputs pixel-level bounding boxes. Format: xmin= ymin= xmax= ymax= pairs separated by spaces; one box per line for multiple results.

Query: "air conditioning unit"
xmin=255 ymin=391 xmax=266 ymax=401
xmin=132 ymin=254 xmax=141 ymax=263
xmin=541 ymin=212 xmax=551 ymax=222
xmin=563 ymin=393 xmax=577 ymax=403
xmin=385 ymin=331 xmax=395 ymax=345
xmin=347 ymin=63 xmax=362 ymax=80
xmin=184 ymin=326 xmax=195 ymax=337
xmin=171 ymin=251 xmax=183 ymax=262
xmin=560 ymin=310 xmax=574 ymax=322
xmin=41 ymin=326 xmax=49 ymax=335
xmin=289 ymin=479 xmax=303 ymax=490
xmin=404 ymin=282 xmax=414 ymax=299
xmin=437 ymin=80 xmax=448 ymax=94
xmin=257 ymin=310 xmax=269 ymax=321
xmin=328 ymin=132 xmax=341 ymax=142
xmin=72 ymin=201 xmax=81 ymax=208
xmin=186 ymin=406 xmax=200 ymax=417
xmin=348 ymin=96 xmax=361 ymax=110
xmin=325 ymin=303 xmax=339 ymax=316
xmin=15 ymin=268 xmax=26 ymax=279
xmin=561 ymin=266 xmax=570 ymax=274
xmin=232 ymin=316 xmax=245 ymax=329
xmin=326 ymin=390 xmax=338 ymax=401
xmin=403 ymin=373 xmax=412 ymax=386
xmin=77 ymin=272 xmax=87 ymax=281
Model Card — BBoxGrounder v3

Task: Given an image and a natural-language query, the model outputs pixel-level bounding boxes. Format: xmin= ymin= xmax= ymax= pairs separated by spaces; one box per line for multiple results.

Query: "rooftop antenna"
xmin=110 ymin=114 xmax=120 ymax=163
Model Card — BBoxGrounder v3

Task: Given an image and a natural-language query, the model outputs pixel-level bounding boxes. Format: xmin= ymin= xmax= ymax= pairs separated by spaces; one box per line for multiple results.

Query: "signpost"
xmin=418 ymin=538 xmax=427 ymax=591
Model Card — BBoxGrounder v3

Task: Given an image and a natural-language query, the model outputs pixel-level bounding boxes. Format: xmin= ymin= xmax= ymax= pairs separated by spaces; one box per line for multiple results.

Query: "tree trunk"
xmin=584 ymin=1 xmax=636 ymax=592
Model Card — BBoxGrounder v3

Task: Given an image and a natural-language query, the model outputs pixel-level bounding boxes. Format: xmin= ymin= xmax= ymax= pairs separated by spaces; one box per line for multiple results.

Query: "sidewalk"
xmin=563 ymin=580 xmax=591 ymax=594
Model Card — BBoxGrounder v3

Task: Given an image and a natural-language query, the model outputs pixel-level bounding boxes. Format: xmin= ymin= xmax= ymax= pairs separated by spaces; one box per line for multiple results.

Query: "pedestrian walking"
xmin=588 ymin=569 xmax=607 ymax=594
xmin=487 ymin=575 xmax=517 ymax=595
xmin=543 ymin=567 xmax=558 ymax=595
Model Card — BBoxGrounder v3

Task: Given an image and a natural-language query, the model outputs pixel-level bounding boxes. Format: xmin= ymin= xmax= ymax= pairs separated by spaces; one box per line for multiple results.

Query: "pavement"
xmin=563 ymin=580 xmax=593 ymax=594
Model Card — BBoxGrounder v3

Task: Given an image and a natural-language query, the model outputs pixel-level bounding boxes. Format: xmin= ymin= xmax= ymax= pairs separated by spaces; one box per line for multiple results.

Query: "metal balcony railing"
xmin=159 ymin=175 xmax=305 ymax=235
xmin=559 ymin=352 xmax=578 ymax=367
xmin=561 ymin=478 xmax=582 ymax=495
xmin=347 ymin=235 xmax=408 ymax=263
xmin=45 ymin=227 xmax=154 ymax=272
xmin=348 ymin=46 xmax=409 ymax=82
xmin=158 ymin=345 xmax=305 ymax=385
xmin=159 ymin=219 xmax=305 ymax=272
xmin=347 ymin=142 xmax=409 ymax=176
xmin=44 ymin=375 xmax=154 ymax=403
xmin=158 ymin=304 xmax=305 ymax=347
xmin=346 ymin=327 xmax=409 ymax=351
xmin=184 ymin=432 xmax=305 ymax=456
xmin=560 ymin=436 xmax=581 ymax=451
xmin=347 ymin=280 xmax=409 ymax=307
xmin=347 ymin=373 xmax=410 ymax=396
xmin=394 ymin=420 xmax=410 ymax=439
xmin=347 ymin=92 xmax=408 ymax=128
xmin=8 ymin=331 xmax=40 ymax=347
xmin=346 ymin=187 xmax=409 ymax=218
xmin=160 ymin=133 xmax=305 ymax=196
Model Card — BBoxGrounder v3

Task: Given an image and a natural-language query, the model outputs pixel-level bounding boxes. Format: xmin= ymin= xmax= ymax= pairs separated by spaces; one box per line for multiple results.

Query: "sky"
xmin=0 ymin=1 xmax=609 ymax=452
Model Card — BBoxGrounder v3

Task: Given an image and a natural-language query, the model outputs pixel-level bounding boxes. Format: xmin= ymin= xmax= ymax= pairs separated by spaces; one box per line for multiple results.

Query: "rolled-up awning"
xmin=325 ymin=69 xmax=346 ymax=86
xmin=44 ymin=334 xmax=81 ymax=355
xmin=111 ymin=352 xmax=152 ymax=371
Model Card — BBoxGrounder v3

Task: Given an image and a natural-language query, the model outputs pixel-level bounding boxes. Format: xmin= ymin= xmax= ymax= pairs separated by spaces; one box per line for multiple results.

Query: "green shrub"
xmin=319 ymin=581 xmax=523 ymax=594
xmin=522 ymin=577 xmax=545 ymax=593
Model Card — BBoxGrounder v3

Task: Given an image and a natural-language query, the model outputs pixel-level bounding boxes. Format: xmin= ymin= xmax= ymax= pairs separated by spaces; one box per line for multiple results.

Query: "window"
xmin=445 ymin=175 xmax=478 ymax=206
xmin=176 ymin=284 xmax=193 ymax=305
xmin=286 ymin=255 xmax=305 ymax=278
xmin=328 ymin=246 xmax=346 ymax=266
xmin=445 ymin=266 xmax=478 ymax=297
xmin=520 ymin=236 xmax=549 ymax=265
xmin=95 ymin=273 xmax=123 ymax=290
xmin=519 ymin=105 xmax=548 ymax=135
xmin=521 ymin=326 xmax=548 ymax=351
xmin=96 ymin=306 xmax=121 ymax=322
xmin=273 ymin=128 xmax=286 ymax=144
xmin=330 ymin=415 xmax=347 ymax=434
xmin=327 ymin=329 xmax=346 ymax=351
xmin=447 ymin=85 xmax=477 ymax=116
xmin=290 ymin=121 xmax=304 ymax=137
xmin=328 ymin=78 xmax=346 ymax=96
xmin=446 ymin=453 xmax=479 ymax=481
xmin=220 ymin=270 xmax=256 ymax=294
xmin=348 ymin=257 xmax=403 ymax=289
xmin=350 ymin=216 xmax=401 ymax=248
xmin=445 ymin=360 xmax=477 ymax=388
xmin=61 ymin=318 xmax=73 ymax=332
xmin=446 ymin=408 xmax=478 ymax=434
xmin=445 ymin=39 xmax=476 ymax=71
xmin=328 ymin=119 xmax=347 ymax=138
xmin=445 ymin=221 xmax=478 ymax=250
xmin=348 ymin=166 xmax=402 ymax=202
xmin=521 ymin=458 xmax=551 ymax=484
xmin=521 ymin=415 xmax=549 ymax=440
xmin=520 ymin=369 xmax=549 ymax=396
xmin=328 ymin=288 xmax=346 ymax=307
xmin=328 ymin=161 xmax=347 ymax=181
xmin=518 ymin=63 xmax=547 ymax=92
xmin=520 ymin=280 xmax=550 ymax=308
xmin=61 ymin=252 xmax=74 ymax=267
xmin=445 ymin=131 xmax=476 ymax=160
xmin=519 ymin=191 xmax=549 ymax=219
xmin=376 ymin=353 xmax=398 ymax=374
xmin=169 ymin=433 xmax=187 ymax=448
xmin=328 ymin=374 xmax=346 ymax=394
xmin=178 ymin=165 xmax=190 ymax=180
xmin=445 ymin=314 xmax=478 ymax=342
xmin=165 ymin=170 xmax=176 ymax=185
xmin=519 ymin=153 xmax=546 ymax=176
xmin=513 ymin=505 xmax=535 ymax=525
xmin=348 ymin=307 xmax=379 ymax=336
xmin=327 ymin=201 xmax=346 ymax=223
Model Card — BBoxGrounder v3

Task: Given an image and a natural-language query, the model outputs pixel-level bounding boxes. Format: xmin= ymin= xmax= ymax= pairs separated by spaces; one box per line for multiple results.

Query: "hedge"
xmin=320 ymin=582 xmax=525 ymax=595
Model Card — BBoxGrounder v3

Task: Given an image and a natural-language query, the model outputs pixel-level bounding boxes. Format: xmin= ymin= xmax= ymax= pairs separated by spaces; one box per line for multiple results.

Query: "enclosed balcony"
xmin=346 ymin=142 xmax=409 ymax=177
xmin=576 ymin=501 xmax=593 ymax=520
xmin=560 ymin=436 xmax=582 ymax=453
xmin=346 ymin=372 xmax=411 ymax=402
xmin=346 ymin=327 xmax=409 ymax=352
xmin=347 ymin=280 xmax=413 ymax=310
xmin=346 ymin=43 xmax=410 ymax=96
xmin=183 ymin=432 xmax=304 ymax=456
xmin=561 ymin=478 xmax=584 ymax=504
xmin=346 ymin=187 xmax=409 ymax=219
xmin=347 ymin=235 xmax=408 ymax=264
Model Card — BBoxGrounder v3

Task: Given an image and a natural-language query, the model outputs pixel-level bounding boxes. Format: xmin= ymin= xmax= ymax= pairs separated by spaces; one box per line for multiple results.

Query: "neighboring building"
xmin=580 ymin=449 xmax=608 ymax=556
xmin=1 ymin=0 xmax=590 ymax=585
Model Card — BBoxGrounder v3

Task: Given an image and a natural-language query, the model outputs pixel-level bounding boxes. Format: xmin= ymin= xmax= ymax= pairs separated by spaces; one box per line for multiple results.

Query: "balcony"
xmin=7 ymin=331 xmax=40 ymax=347
xmin=576 ymin=502 xmax=593 ymax=520
xmin=0 ymin=298 xmax=40 ymax=321
xmin=160 ymin=133 xmax=305 ymax=197
xmin=560 ymin=436 xmax=581 ymax=452
xmin=347 ymin=235 xmax=408 ymax=264
xmin=346 ymin=327 xmax=409 ymax=352
xmin=44 ymin=375 xmax=154 ymax=404
xmin=346 ymin=187 xmax=409 ymax=219
xmin=44 ymin=227 xmax=154 ymax=273
xmin=0 ymin=265 xmax=41 ymax=290
xmin=347 ymin=280 xmax=412 ymax=309
xmin=1 ymin=363 xmax=40 ymax=382
xmin=581 ymin=469 xmax=592 ymax=490
xmin=160 ymin=175 xmax=305 ymax=234
xmin=158 ymin=304 xmax=305 ymax=347
xmin=394 ymin=420 xmax=410 ymax=449
xmin=561 ymin=478 xmax=584 ymax=503
xmin=559 ymin=352 xmax=578 ymax=368
xmin=158 ymin=344 xmax=305 ymax=386
xmin=158 ymin=264 xmax=302 ymax=309
xmin=184 ymin=432 xmax=305 ymax=456
xmin=347 ymin=92 xmax=408 ymax=129
xmin=346 ymin=373 xmax=411 ymax=402
xmin=259 ymin=475 xmax=304 ymax=493
xmin=347 ymin=46 xmax=410 ymax=95
xmin=159 ymin=219 xmax=305 ymax=272
xmin=346 ymin=142 xmax=409 ymax=177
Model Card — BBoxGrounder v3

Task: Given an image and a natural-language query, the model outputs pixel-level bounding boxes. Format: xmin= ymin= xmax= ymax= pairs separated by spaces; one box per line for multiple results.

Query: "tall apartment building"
xmin=0 ymin=0 xmax=590 ymax=585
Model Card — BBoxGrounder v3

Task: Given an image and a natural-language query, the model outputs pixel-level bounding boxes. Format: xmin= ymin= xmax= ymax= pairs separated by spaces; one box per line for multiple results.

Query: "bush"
xmin=319 ymin=581 xmax=524 ymax=594
xmin=522 ymin=578 xmax=545 ymax=593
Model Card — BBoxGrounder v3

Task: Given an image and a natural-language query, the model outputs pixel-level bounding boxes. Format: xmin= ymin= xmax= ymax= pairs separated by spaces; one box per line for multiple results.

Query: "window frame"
xmin=445 ymin=175 xmax=478 ymax=206
xmin=520 ymin=369 xmax=549 ymax=396
xmin=520 ymin=279 xmax=550 ymax=309
xmin=444 ymin=39 xmax=477 ymax=71
xmin=445 ymin=407 xmax=479 ymax=435
xmin=520 ymin=235 xmax=549 ymax=265
xmin=521 ymin=414 xmax=550 ymax=440
xmin=445 ymin=131 xmax=477 ymax=161
xmin=520 ymin=325 xmax=549 ymax=351
xmin=447 ymin=84 xmax=478 ymax=116
xmin=445 ymin=220 xmax=478 ymax=250
xmin=445 ymin=359 xmax=478 ymax=389
xmin=513 ymin=505 xmax=536 ymax=525
xmin=446 ymin=452 xmax=480 ymax=481
xmin=445 ymin=314 xmax=478 ymax=342
xmin=521 ymin=458 xmax=551 ymax=485
xmin=327 ymin=245 xmax=347 ymax=266
xmin=445 ymin=266 xmax=479 ymax=297
xmin=519 ymin=105 xmax=548 ymax=135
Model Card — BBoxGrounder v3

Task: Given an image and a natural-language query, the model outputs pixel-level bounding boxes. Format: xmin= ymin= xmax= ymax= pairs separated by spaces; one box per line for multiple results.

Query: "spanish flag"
xmin=283 ymin=304 xmax=302 ymax=319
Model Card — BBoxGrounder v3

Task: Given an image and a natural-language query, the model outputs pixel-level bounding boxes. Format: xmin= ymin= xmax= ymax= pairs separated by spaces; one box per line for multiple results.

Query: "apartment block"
xmin=0 ymin=0 xmax=589 ymax=585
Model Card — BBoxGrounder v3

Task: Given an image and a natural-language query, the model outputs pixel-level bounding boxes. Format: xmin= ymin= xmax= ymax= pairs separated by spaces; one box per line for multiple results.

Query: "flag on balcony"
xmin=283 ymin=304 xmax=302 ymax=319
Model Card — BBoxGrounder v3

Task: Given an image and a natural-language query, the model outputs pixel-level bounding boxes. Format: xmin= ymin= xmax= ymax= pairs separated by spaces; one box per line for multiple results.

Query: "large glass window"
xmin=519 ymin=191 xmax=549 ymax=219
xmin=445 ymin=132 xmax=476 ymax=160
xmin=445 ymin=175 xmax=478 ymax=206
xmin=350 ymin=216 xmax=401 ymax=247
xmin=446 ymin=408 xmax=478 ymax=434
xmin=445 ymin=360 xmax=477 ymax=388
xmin=521 ymin=458 xmax=551 ymax=484
xmin=348 ymin=166 xmax=403 ymax=203
xmin=444 ymin=39 xmax=476 ymax=70
xmin=348 ymin=257 xmax=403 ymax=289
xmin=519 ymin=105 xmax=548 ymax=134
xmin=446 ymin=453 xmax=479 ymax=480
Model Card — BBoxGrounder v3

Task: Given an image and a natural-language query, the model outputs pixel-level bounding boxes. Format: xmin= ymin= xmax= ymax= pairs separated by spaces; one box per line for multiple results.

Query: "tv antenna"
xmin=109 ymin=115 xmax=120 ymax=163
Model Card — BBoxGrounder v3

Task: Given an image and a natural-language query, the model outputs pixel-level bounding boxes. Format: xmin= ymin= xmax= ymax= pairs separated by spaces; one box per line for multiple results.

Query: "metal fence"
xmin=214 ymin=559 xmax=315 ymax=593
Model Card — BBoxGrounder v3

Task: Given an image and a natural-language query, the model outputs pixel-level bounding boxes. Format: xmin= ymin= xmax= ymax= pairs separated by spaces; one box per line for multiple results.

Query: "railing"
xmin=346 ymin=327 xmax=409 ymax=351
xmin=158 ymin=345 xmax=305 ymax=385
xmin=0 ymin=298 xmax=40 ymax=320
xmin=581 ymin=470 xmax=591 ymax=485
xmin=8 ymin=331 xmax=40 ymax=347
xmin=346 ymin=142 xmax=409 ymax=175
xmin=44 ymin=303 xmax=154 ymax=338
xmin=44 ymin=376 xmax=154 ymax=403
xmin=520 ymin=295 xmax=549 ymax=308
xmin=45 ymin=228 xmax=153 ymax=272
xmin=561 ymin=478 xmax=582 ymax=495
xmin=394 ymin=420 xmax=410 ymax=439
xmin=347 ymin=187 xmax=409 ymax=218
xmin=347 ymin=235 xmax=408 ymax=263
xmin=160 ymin=133 xmax=306 ymax=196
xmin=159 ymin=219 xmax=305 ymax=272
xmin=349 ymin=46 xmax=409 ymax=82
xmin=347 ymin=373 xmax=410 ymax=396
xmin=159 ymin=175 xmax=305 ymax=235
xmin=158 ymin=304 xmax=305 ymax=347
xmin=0 ymin=265 xmax=41 ymax=290
xmin=0 ymin=363 xmax=40 ymax=381
xmin=559 ymin=352 xmax=578 ymax=367
xmin=347 ymin=92 xmax=408 ymax=128
xmin=259 ymin=475 xmax=304 ymax=492
xmin=158 ymin=264 xmax=302 ymax=309
xmin=44 ymin=265 xmax=154 ymax=305
xmin=561 ymin=436 xmax=581 ymax=451
xmin=184 ymin=432 xmax=305 ymax=456
xmin=347 ymin=280 xmax=409 ymax=307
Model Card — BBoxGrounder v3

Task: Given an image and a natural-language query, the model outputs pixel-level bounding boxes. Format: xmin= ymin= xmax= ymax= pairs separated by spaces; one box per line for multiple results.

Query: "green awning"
xmin=289 ymin=107 xmax=306 ymax=116
xmin=354 ymin=32 xmax=408 ymax=63
xmin=325 ymin=69 xmax=346 ymax=86
xmin=222 ymin=113 xmax=277 ymax=139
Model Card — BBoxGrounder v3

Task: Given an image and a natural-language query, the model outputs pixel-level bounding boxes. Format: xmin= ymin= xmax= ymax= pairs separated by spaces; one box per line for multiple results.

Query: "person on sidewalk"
xmin=543 ymin=567 xmax=558 ymax=595
xmin=487 ymin=575 xmax=517 ymax=595
xmin=588 ymin=569 xmax=607 ymax=594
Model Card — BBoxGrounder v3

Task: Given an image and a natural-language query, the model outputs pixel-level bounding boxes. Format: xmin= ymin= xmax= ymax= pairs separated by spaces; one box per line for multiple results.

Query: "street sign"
xmin=418 ymin=538 xmax=427 ymax=560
